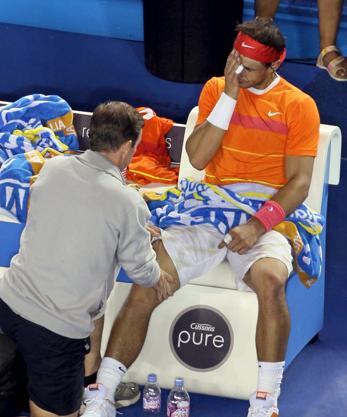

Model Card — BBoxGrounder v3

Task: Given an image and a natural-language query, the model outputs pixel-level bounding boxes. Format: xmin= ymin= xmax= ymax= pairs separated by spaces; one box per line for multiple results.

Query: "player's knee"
xmin=251 ymin=262 xmax=287 ymax=300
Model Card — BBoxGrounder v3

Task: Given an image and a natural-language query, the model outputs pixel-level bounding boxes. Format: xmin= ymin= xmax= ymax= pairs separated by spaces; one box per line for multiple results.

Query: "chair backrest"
xmin=178 ymin=106 xmax=342 ymax=213
xmin=305 ymin=124 xmax=341 ymax=211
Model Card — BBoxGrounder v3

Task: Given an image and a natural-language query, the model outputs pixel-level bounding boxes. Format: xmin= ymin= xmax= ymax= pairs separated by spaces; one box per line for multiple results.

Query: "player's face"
xmin=237 ymin=55 xmax=275 ymax=89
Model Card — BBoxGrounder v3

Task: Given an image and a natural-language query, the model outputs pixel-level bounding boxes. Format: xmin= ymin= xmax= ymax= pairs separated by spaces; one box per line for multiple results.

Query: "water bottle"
xmin=167 ymin=377 xmax=190 ymax=417
xmin=143 ymin=373 xmax=161 ymax=414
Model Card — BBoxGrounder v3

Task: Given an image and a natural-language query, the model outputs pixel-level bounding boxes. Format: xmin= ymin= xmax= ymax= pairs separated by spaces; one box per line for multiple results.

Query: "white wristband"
xmin=207 ymin=92 xmax=237 ymax=130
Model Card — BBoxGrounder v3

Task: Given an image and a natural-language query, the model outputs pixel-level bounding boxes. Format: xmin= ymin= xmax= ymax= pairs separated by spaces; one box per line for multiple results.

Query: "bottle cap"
xmin=147 ymin=373 xmax=157 ymax=383
xmin=175 ymin=377 xmax=184 ymax=387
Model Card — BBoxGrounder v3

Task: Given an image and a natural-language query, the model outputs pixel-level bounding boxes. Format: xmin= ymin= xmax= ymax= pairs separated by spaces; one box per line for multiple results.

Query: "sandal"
xmin=316 ymin=45 xmax=347 ymax=82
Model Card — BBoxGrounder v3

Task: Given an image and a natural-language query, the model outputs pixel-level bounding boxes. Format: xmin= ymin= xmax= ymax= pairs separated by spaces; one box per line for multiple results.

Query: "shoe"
xmin=114 ymin=382 xmax=141 ymax=408
xmin=82 ymin=383 xmax=116 ymax=417
xmin=247 ymin=391 xmax=279 ymax=417
xmin=316 ymin=45 xmax=347 ymax=82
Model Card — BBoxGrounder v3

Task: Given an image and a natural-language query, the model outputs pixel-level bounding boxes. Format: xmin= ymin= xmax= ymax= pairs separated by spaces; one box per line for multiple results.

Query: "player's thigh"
xmin=161 ymin=224 xmax=227 ymax=287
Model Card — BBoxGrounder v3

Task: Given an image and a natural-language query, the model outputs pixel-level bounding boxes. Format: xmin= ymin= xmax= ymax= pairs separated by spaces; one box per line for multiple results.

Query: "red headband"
xmin=234 ymin=32 xmax=286 ymax=64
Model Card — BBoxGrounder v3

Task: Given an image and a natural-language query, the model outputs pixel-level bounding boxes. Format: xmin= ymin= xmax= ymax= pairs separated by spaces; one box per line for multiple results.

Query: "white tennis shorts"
xmin=161 ymin=224 xmax=293 ymax=291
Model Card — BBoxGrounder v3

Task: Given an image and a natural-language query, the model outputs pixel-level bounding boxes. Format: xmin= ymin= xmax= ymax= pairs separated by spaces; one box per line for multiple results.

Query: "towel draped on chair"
xmin=147 ymin=178 xmax=324 ymax=288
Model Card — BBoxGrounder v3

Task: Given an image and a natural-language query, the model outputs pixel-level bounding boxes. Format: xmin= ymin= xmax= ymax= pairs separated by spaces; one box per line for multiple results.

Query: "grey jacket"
xmin=0 ymin=150 xmax=160 ymax=338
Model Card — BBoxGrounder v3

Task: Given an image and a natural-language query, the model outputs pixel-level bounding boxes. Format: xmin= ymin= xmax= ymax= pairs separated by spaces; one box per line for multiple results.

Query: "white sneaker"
xmin=247 ymin=391 xmax=279 ymax=417
xmin=82 ymin=383 xmax=116 ymax=417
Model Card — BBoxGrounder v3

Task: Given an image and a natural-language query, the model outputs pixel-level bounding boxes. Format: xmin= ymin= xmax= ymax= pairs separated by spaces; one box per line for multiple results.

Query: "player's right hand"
xmin=224 ymin=49 xmax=241 ymax=100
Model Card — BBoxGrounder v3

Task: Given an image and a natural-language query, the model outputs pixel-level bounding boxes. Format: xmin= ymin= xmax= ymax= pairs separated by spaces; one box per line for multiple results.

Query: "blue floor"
xmin=119 ymin=160 xmax=347 ymax=416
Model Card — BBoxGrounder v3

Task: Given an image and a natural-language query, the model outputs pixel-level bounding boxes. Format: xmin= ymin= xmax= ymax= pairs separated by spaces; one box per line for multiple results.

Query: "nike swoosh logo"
xmin=268 ymin=111 xmax=281 ymax=117
xmin=241 ymin=41 xmax=255 ymax=49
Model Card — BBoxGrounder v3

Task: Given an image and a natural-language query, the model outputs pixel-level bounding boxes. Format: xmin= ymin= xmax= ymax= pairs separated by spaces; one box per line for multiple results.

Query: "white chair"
xmin=103 ymin=107 xmax=341 ymax=399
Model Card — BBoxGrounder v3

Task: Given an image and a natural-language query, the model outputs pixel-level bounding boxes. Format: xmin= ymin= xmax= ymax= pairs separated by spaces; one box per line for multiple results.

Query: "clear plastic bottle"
xmin=142 ymin=373 xmax=161 ymax=415
xmin=167 ymin=377 xmax=190 ymax=417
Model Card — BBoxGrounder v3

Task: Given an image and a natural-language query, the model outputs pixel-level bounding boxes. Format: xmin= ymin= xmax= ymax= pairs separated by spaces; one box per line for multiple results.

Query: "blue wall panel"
xmin=1 ymin=0 xmax=346 ymax=59
xmin=0 ymin=0 xmax=143 ymax=40
xmin=0 ymin=23 xmax=203 ymax=123
xmin=0 ymin=22 xmax=346 ymax=141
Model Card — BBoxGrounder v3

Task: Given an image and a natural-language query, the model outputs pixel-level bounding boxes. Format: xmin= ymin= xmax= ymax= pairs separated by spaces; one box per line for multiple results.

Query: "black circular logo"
xmin=169 ymin=306 xmax=234 ymax=371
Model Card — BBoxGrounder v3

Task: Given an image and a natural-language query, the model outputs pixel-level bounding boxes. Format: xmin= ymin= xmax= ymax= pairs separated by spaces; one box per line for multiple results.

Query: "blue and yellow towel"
xmin=0 ymin=149 xmax=68 ymax=223
xmin=147 ymin=178 xmax=324 ymax=288
xmin=0 ymin=94 xmax=78 ymax=164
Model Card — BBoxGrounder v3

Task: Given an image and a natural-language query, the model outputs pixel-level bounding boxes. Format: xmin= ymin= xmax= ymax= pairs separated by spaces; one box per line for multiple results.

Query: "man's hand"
xmin=224 ymin=49 xmax=241 ymax=100
xmin=153 ymin=269 xmax=176 ymax=302
xmin=218 ymin=218 xmax=266 ymax=255
xmin=146 ymin=223 xmax=161 ymax=240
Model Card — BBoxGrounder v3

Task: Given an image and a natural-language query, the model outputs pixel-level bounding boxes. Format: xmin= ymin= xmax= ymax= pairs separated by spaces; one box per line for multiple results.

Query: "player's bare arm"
xmin=186 ymin=50 xmax=241 ymax=170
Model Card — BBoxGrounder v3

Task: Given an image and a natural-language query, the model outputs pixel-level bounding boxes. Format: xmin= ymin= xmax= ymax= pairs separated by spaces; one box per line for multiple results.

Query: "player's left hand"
xmin=218 ymin=218 xmax=266 ymax=254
